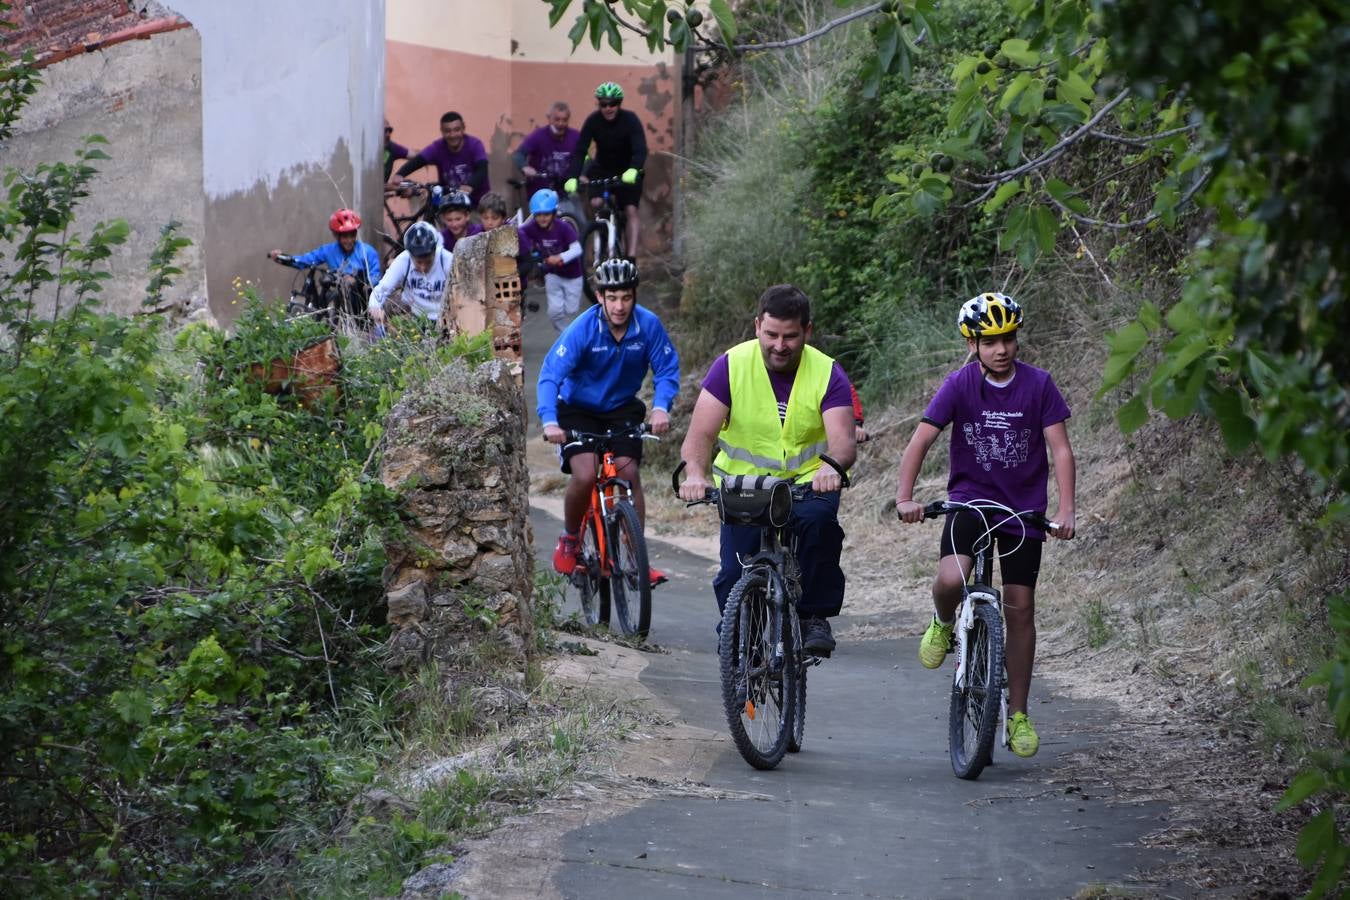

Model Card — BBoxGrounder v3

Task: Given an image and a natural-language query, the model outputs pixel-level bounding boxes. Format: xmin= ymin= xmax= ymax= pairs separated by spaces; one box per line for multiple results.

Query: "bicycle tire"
xmin=580 ymin=221 xmax=610 ymax=304
xmin=948 ymin=602 xmax=1004 ymax=779
xmin=567 ymin=515 xmax=608 ymax=628
xmin=719 ymin=570 xmax=793 ymax=770
xmin=605 ymin=500 xmax=652 ymax=638
xmin=787 ymin=608 xmax=807 ymax=753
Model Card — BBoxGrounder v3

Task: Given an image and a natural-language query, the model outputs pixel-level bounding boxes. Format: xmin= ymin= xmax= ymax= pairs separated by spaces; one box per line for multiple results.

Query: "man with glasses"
xmin=565 ymin=82 xmax=648 ymax=256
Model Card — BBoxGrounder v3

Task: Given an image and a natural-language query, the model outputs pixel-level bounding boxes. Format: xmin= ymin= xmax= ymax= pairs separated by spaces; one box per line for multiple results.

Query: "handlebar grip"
xmin=819 ymin=454 xmax=851 ymax=489
xmin=671 ymin=460 xmax=686 ymax=495
xmin=922 ymin=501 xmax=949 ymax=519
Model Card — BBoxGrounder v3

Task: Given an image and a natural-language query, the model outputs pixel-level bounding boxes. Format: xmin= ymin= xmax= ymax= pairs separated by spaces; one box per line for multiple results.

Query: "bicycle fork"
xmin=953 ymin=590 xmax=1008 ymax=745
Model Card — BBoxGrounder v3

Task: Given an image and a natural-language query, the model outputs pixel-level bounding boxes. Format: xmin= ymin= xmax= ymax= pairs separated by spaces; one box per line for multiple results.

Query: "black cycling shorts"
xmin=938 ymin=509 xmax=1044 ymax=588
xmin=555 ymin=397 xmax=646 ymax=474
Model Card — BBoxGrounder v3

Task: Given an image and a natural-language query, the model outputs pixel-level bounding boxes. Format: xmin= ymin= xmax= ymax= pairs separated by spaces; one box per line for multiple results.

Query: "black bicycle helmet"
xmin=438 ymin=190 xmax=472 ymax=213
xmin=592 ymin=257 xmax=639 ymax=290
xmin=404 ymin=221 xmax=439 ymax=257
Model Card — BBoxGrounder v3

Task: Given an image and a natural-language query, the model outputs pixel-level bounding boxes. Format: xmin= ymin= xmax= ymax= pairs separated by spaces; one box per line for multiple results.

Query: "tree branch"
xmin=1088 ymin=123 xmax=1199 ymax=148
xmin=1041 ymin=168 xmax=1210 ymax=231
xmin=704 ymin=3 xmax=884 ymax=52
xmin=973 ymin=88 xmax=1132 ymax=186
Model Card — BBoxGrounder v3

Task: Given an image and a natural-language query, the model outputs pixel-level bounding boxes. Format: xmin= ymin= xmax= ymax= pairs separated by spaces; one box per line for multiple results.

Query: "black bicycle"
xmin=917 ymin=499 xmax=1056 ymax=779
xmin=270 ymin=255 xmax=371 ymax=328
xmin=380 ymin=180 xmax=440 ymax=264
xmin=579 ymin=174 xmax=633 ymax=276
xmin=674 ymin=457 xmax=849 ymax=770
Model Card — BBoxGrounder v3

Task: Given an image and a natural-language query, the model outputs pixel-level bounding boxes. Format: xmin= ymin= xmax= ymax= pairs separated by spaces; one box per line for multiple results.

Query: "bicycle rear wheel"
xmin=719 ymin=570 xmax=794 ymax=770
xmin=787 ymin=608 xmax=807 ymax=753
xmin=949 ymin=602 xmax=1004 ymax=779
xmin=605 ymin=500 xmax=652 ymax=638
xmin=566 ymin=515 xmax=609 ymax=628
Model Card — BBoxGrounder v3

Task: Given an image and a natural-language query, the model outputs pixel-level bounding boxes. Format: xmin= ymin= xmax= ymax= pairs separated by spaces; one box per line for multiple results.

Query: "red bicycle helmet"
xmin=328 ymin=208 xmax=362 ymax=234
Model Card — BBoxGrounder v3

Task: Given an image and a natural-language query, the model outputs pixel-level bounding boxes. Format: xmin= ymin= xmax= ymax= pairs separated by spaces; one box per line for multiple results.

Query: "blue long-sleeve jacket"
xmin=292 ymin=240 xmax=382 ymax=283
xmin=537 ymin=303 xmax=680 ymax=426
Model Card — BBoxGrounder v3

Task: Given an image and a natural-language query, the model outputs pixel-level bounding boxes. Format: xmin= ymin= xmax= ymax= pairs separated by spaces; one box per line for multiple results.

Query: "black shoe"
xmin=801 ymin=617 xmax=836 ymax=656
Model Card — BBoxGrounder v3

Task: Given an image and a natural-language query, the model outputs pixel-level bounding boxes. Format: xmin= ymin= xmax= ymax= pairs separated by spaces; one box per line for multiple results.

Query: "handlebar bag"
xmin=717 ymin=475 xmax=792 ymax=528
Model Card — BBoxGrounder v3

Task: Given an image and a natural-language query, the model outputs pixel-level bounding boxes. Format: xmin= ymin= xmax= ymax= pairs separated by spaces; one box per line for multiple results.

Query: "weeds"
xmin=1081 ymin=597 xmax=1112 ymax=649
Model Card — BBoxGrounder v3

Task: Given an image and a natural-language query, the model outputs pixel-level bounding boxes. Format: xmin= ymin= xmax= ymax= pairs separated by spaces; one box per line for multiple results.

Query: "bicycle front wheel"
xmin=566 ymin=515 xmax=609 ymax=628
xmin=605 ymin=501 xmax=652 ymax=638
xmin=786 ymin=608 xmax=807 ymax=753
xmin=949 ymin=602 xmax=1004 ymax=779
xmin=720 ymin=570 xmax=794 ymax=770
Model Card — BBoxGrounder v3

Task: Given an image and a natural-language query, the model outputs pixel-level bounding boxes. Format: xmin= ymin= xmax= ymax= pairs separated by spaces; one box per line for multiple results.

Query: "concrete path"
xmin=520 ymin=286 xmax=1173 ymax=900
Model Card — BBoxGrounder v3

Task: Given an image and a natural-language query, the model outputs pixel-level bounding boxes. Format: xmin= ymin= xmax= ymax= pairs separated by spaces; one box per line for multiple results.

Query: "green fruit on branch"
xmin=685 ymin=8 xmax=703 ymax=27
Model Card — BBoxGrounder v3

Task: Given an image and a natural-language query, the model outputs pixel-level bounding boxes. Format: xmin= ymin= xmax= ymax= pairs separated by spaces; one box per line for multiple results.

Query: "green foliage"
xmin=0 ymin=49 xmax=494 ymax=889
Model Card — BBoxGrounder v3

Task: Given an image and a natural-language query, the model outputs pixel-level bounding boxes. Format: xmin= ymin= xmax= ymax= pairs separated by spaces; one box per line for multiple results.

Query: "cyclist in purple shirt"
xmin=387 ymin=111 xmax=490 ymax=206
xmin=436 ymin=190 xmax=483 ymax=253
xmin=895 ymin=292 xmax=1077 ymax=760
xmin=518 ymin=189 xmax=584 ymax=332
xmin=513 ymin=101 xmax=581 ymax=197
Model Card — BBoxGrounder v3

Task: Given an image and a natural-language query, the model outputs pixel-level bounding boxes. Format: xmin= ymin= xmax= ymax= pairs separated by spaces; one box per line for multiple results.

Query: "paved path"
xmin=521 ymin=287 xmax=1173 ymax=900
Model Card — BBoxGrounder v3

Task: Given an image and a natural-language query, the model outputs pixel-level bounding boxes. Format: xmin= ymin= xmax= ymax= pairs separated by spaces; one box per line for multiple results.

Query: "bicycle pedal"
xmin=804 ymin=647 xmax=831 ymax=660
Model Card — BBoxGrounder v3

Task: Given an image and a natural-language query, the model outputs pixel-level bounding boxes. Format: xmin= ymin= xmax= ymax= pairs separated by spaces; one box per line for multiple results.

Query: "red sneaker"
xmin=649 ymin=566 xmax=669 ymax=587
xmin=553 ymin=532 xmax=580 ymax=574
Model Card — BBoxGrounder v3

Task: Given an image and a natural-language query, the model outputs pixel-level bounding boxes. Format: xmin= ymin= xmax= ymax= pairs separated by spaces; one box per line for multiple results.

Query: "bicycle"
xmin=560 ymin=425 xmax=659 ymax=638
xmin=915 ymin=499 xmax=1057 ymax=780
xmin=578 ymin=174 xmax=632 ymax=277
xmin=270 ymin=255 xmax=372 ymax=335
xmin=380 ymin=180 xmax=440 ymax=265
xmin=673 ymin=456 xmax=850 ymax=771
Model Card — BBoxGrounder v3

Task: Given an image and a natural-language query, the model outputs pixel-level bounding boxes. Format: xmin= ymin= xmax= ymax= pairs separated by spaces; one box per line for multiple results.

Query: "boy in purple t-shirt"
xmin=518 ymin=188 xmax=583 ymax=332
xmin=894 ymin=292 xmax=1076 ymax=760
xmin=437 ymin=190 xmax=483 ymax=253
xmin=387 ymin=111 xmax=491 ymax=206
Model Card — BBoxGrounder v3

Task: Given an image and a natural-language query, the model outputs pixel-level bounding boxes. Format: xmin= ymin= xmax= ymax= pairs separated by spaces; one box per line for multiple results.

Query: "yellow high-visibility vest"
xmin=713 ymin=340 xmax=834 ymax=485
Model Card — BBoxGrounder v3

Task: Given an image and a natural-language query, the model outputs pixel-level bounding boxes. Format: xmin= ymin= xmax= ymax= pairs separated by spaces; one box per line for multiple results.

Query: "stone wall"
xmin=378 ymin=356 xmax=533 ymax=670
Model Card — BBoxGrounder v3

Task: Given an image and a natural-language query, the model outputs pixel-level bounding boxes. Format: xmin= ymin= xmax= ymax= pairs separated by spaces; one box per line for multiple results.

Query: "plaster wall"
xmin=3 ymin=28 xmax=206 ymax=318
xmin=167 ymin=0 xmax=387 ymax=325
xmin=384 ymin=0 xmax=679 ymax=256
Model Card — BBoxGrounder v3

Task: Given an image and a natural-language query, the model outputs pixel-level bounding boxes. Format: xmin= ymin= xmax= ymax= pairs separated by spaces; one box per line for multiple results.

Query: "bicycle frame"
xmin=583 ymin=446 xmax=635 ymax=577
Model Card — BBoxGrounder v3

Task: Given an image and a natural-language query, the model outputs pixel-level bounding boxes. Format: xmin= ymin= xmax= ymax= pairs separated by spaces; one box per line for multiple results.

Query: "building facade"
xmin=3 ymin=0 xmax=386 ymax=325
xmin=385 ymin=0 xmax=680 ymax=256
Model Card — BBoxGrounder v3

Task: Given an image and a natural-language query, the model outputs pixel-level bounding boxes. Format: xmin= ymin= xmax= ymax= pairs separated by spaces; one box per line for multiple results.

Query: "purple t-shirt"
xmin=518 ymin=217 xmax=582 ymax=279
xmin=924 ymin=360 xmax=1070 ymax=538
xmin=700 ymin=352 xmax=854 ymax=418
xmin=440 ymin=221 xmax=483 ymax=254
xmin=518 ymin=125 xmax=581 ymax=192
xmin=419 ymin=135 xmax=491 ymax=204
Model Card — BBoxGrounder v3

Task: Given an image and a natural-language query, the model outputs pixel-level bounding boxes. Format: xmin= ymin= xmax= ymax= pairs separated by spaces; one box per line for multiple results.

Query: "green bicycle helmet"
xmin=595 ymin=81 xmax=624 ymax=101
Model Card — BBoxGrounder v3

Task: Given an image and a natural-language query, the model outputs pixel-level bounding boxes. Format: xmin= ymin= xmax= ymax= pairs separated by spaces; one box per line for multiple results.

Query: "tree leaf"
xmin=1295 ymin=809 xmax=1336 ymax=869
xmin=1031 ymin=205 xmax=1058 ymax=253
xmin=1116 ymin=395 xmax=1148 ymax=433
xmin=1100 ymin=321 xmax=1149 ymax=392
xmin=1277 ymin=770 xmax=1329 ymax=813
xmin=983 ymin=180 xmax=1023 ymax=215
xmin=875 ymin=16 xmax=899 ymax=74
xmin=999 ymin=73 xmax=1033 ymax=111
xmin=708 ymin=0 xmax=737 ymax=42
xmin=1000 ymin=38 xmax=1041 ymax=67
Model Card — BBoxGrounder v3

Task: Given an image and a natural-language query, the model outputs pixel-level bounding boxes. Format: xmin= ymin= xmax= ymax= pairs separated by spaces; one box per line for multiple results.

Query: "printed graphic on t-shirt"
xmin=407 ymin=272 xmax=446 ymax=298
xmin=963 ymin=416 xmax=1031 ymax=471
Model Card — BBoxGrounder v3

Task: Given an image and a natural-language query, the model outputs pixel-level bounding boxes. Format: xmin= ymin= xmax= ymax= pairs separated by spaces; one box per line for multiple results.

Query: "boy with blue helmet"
xmin=518 ymin=188 xmax=584 ymax=332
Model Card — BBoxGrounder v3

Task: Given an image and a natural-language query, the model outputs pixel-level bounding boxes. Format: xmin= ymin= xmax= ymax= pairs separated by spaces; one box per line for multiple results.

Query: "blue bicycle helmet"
xmin=529 ymin=188 xmax=559 ymax=215
xmin=404 ymin=221 xmax=439 ymax=257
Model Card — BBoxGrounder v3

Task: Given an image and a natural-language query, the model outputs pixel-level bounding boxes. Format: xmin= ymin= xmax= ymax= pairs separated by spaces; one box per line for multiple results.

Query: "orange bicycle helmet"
xmin=958 ymin=292 xmax=1024 ymax=338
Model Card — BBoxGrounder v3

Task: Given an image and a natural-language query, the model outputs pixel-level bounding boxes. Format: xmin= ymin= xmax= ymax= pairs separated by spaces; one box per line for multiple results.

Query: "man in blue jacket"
xmin=538 ymin=257 xmax=680 ymax=585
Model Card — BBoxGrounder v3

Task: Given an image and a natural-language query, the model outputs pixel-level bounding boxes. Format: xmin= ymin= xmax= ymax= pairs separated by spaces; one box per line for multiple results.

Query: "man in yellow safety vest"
xmin=677 ymin=285 xmax=858 ymax=654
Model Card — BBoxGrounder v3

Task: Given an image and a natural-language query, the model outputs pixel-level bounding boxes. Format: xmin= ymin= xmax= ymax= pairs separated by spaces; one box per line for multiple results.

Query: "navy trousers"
xmin=713 ymin=490 xmax=845 ymax=619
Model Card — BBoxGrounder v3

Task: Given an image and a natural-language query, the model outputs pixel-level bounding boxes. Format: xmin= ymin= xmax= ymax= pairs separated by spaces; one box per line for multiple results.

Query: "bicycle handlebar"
xmin=669 ymin=456 xmax=851 ymax=505
xmin=919 ymin=499 xmax=1058 ymax=532
xmin=559 ymin=423 xmax=657 ymax=452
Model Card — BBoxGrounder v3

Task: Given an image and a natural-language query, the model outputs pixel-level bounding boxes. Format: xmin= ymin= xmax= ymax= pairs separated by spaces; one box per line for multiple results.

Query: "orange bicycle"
xmin=561 ymin=424 xmax=657 ymax=638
